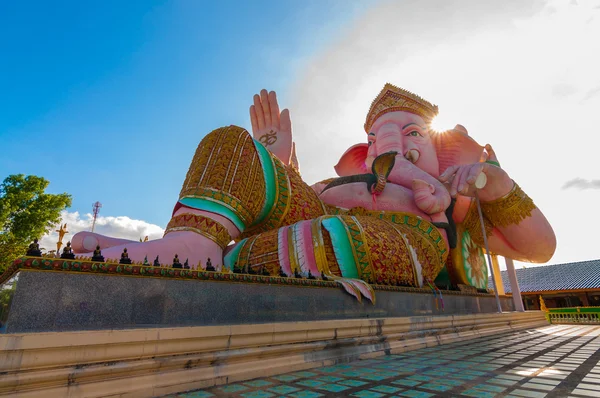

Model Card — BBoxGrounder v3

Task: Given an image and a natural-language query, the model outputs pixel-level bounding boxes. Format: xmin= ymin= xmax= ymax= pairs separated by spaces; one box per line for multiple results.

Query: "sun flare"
xmin=429 ymin=115 xmax=454 ymax=134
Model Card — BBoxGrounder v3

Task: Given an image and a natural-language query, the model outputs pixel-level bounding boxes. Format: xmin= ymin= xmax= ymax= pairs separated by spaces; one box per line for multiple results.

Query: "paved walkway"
xmin=171 ymin=324 xmax=600 ymax=397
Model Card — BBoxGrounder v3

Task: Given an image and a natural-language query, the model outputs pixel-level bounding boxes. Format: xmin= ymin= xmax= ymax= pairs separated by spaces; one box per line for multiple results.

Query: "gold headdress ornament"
xmin=364 ymin=83 xmax=439 ymax=133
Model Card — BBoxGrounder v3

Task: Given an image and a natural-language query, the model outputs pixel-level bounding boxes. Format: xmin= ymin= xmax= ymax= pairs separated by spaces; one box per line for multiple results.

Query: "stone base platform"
xmin=0 ymin=311 xmax=548 ymax=398
xmin=2 ymin=267 xmax=514 ymax=333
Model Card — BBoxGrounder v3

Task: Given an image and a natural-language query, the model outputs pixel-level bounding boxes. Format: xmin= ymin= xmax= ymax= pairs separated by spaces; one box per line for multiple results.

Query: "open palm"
xmin=250 ymin=89 xmax=295 ymax=167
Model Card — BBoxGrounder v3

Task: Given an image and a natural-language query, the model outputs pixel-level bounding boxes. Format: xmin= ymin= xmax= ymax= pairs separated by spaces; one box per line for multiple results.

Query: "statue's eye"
xmin=407 ymin=130 xmax=422 ymax=137
xmin=368 ymin=141 xmax=373 ymax=146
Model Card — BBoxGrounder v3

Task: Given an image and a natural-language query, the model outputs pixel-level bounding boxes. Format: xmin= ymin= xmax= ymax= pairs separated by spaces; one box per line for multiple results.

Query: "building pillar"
xmin=490 ymin=254 xmax=505 ymax=296
xmin=505 ymin=258 xmax=525 ymax=312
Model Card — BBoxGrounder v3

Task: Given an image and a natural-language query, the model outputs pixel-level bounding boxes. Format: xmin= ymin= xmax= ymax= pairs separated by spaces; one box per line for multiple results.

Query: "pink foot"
xmin=71 ymin=232 xmax=137 ymax=253
xmin=79 ymin=231 xmax=223 ymax=269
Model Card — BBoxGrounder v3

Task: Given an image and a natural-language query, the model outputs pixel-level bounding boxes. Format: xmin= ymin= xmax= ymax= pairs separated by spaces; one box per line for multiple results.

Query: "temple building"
xmin=492 ymin=259 xmax=600 ymax=310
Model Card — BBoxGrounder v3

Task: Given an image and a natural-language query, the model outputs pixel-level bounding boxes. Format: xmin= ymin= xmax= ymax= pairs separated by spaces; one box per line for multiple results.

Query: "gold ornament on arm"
xmin=461 ymin=202 xmax=494 ymax=247
xmin=480 ymin=182 xmax=537 ymax=228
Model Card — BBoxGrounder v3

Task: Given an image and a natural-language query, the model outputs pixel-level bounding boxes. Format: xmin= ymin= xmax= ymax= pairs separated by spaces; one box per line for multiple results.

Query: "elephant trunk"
xmin=412 ymin=179 xmax=447 ymax=214
xmin=387 ymin=156 xmax=451 ymax=214
xmin=374 ymin=128 xmax=451 ymax=214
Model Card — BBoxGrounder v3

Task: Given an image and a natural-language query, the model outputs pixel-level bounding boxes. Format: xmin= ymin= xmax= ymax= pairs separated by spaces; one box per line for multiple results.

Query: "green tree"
xmin=0 ymin=175 xmax=72 ymax=272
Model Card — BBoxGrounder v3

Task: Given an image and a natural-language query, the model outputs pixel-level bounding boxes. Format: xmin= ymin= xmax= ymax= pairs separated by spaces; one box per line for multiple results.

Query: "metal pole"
xmin=474 ymin=190 xmax=503 ymax=313
xmin=505 ymin=257 xmax=525 ymax=311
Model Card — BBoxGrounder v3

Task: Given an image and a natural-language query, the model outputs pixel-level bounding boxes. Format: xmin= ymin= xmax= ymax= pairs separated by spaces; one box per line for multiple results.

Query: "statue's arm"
xmin=445 ymin=145 xmax=556 ymax=263
xmin=457 ymin=190 xmax=556 ymax=263
xmin=486 ymin=207 xmax=556 ymax=263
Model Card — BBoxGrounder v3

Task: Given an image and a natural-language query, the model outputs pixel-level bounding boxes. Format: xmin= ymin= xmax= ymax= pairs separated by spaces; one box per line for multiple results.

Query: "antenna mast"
xmin=91 ymin=202 xmax=102 ymax=232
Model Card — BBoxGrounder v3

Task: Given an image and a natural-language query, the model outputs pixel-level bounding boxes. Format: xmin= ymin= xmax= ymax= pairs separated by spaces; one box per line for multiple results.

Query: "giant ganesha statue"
xmin=72 ymin=83 xmax=556 ymax=301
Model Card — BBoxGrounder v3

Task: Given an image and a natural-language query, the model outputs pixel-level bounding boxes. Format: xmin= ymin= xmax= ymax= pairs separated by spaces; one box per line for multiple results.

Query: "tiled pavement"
xmin=168 ymin=324 xmax=600 ymax=398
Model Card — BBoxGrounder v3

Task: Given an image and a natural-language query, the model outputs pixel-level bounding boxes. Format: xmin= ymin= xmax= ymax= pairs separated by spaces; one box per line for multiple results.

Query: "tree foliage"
xmin=0 ymin=175 xmax=72 ymax=272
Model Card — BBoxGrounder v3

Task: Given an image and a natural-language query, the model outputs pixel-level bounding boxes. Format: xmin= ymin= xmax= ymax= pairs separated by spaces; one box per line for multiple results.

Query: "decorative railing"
xmin=539 ymin=296 xmax=600 ymax=324
xmin=1 ymin=256 xmax=497 ymax=298
xmin=545 ymin=306 xmax=600 ymax=324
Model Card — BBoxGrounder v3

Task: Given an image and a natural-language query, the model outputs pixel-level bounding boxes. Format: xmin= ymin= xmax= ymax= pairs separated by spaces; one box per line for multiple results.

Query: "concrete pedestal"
xmin=2 ymin=269 xmax=514 ymax=334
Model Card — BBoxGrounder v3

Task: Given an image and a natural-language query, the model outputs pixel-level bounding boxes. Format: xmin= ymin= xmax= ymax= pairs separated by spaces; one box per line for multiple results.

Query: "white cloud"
xmin=563 ymin=178 xmax=600 ymax=190
xmin=39 ymin=211 xmax=164 ymax=253
xmin=288 ymin=0 xmax=600 ymax=269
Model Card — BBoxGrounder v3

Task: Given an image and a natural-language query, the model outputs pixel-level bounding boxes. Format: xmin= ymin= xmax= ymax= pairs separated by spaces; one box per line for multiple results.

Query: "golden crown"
xmin=364 ymin=83 xmax=439 ymax=132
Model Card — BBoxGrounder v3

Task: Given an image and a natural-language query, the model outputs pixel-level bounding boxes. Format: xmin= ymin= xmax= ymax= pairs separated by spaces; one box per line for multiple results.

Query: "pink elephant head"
xmin=335 ymin=83 xmax=484 ymax=179
xmin=333 ymin=84 xmax=485 ymax=215
xmin=334 ymin=121 xmax=485 ymax=178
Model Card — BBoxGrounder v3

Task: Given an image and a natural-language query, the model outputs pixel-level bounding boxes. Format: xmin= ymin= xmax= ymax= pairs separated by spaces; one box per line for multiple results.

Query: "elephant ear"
xmin=432 ymin=124 xmax=485 ymax=176
xmin=334 ymin=143 xmax=369 ymax=176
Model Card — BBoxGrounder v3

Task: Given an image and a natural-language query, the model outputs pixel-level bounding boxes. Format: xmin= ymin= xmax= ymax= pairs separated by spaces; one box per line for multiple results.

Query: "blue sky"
xmin=0 ymin=0 xmax=373 ymax=226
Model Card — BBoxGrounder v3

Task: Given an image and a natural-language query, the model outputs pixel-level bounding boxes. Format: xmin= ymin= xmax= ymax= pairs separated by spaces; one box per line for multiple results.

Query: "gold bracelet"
xmin=480 ymin=181 xmax=536 ymax=228
xmin=164 ymin=213 xmax=232 ymax=249
xmin=461 ymin=201 xmax=494 ymax=247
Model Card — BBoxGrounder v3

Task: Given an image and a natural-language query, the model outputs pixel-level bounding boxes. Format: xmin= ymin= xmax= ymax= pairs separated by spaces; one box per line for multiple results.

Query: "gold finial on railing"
xmin=539 ymin=295 xmax=548 ymax=312
xmin=220 ymin=264 xmax=232 ymax=274
xmin=56 ymin=223 xmax=68 ymax=254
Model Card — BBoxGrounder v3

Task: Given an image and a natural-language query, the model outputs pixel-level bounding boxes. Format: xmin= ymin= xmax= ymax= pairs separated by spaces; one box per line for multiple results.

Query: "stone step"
xmin=0 ymin=311 xmax=547 ymax=397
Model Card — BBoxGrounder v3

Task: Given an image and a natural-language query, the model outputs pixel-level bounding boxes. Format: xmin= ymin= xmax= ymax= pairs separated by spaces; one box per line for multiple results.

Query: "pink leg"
xmin=78 ymin=231 xmax=223 ymax=269
xmin=73 ymin=208 xmax=240 ymax=269
xmin=71 ymin=232 xmax=137 ymax=253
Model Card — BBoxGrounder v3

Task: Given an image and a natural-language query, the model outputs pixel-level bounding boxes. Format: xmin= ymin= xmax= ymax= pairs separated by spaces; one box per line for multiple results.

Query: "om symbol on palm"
xmin=259 ymin=130 xmax=278 ymax=146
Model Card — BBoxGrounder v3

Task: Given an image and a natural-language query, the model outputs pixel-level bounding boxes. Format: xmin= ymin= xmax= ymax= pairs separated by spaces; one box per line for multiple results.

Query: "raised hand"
xmin=250 ymin=89 xmax=294 ymax=166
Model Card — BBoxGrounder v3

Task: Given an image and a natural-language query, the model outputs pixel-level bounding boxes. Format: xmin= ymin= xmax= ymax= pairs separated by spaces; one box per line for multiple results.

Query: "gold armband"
xmin=461 ymin=202 xmax=493 ymax=247
xmin=480 ymin=182 xmax=536 ymax=228
xmin=164 ymin=213 xmax=232 ymax=249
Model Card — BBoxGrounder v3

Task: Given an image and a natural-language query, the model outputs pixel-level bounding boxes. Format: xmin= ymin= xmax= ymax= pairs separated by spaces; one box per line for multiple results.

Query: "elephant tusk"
xmin=405 ymin=149 xmax=420 ymax=164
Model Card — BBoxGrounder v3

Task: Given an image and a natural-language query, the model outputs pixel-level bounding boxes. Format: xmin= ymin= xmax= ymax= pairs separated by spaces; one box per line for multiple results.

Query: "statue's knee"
xmin=200 ymin=125 xmax=251 ymax=145
xmin=184 ymin=125 xmax=257 ymax=193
